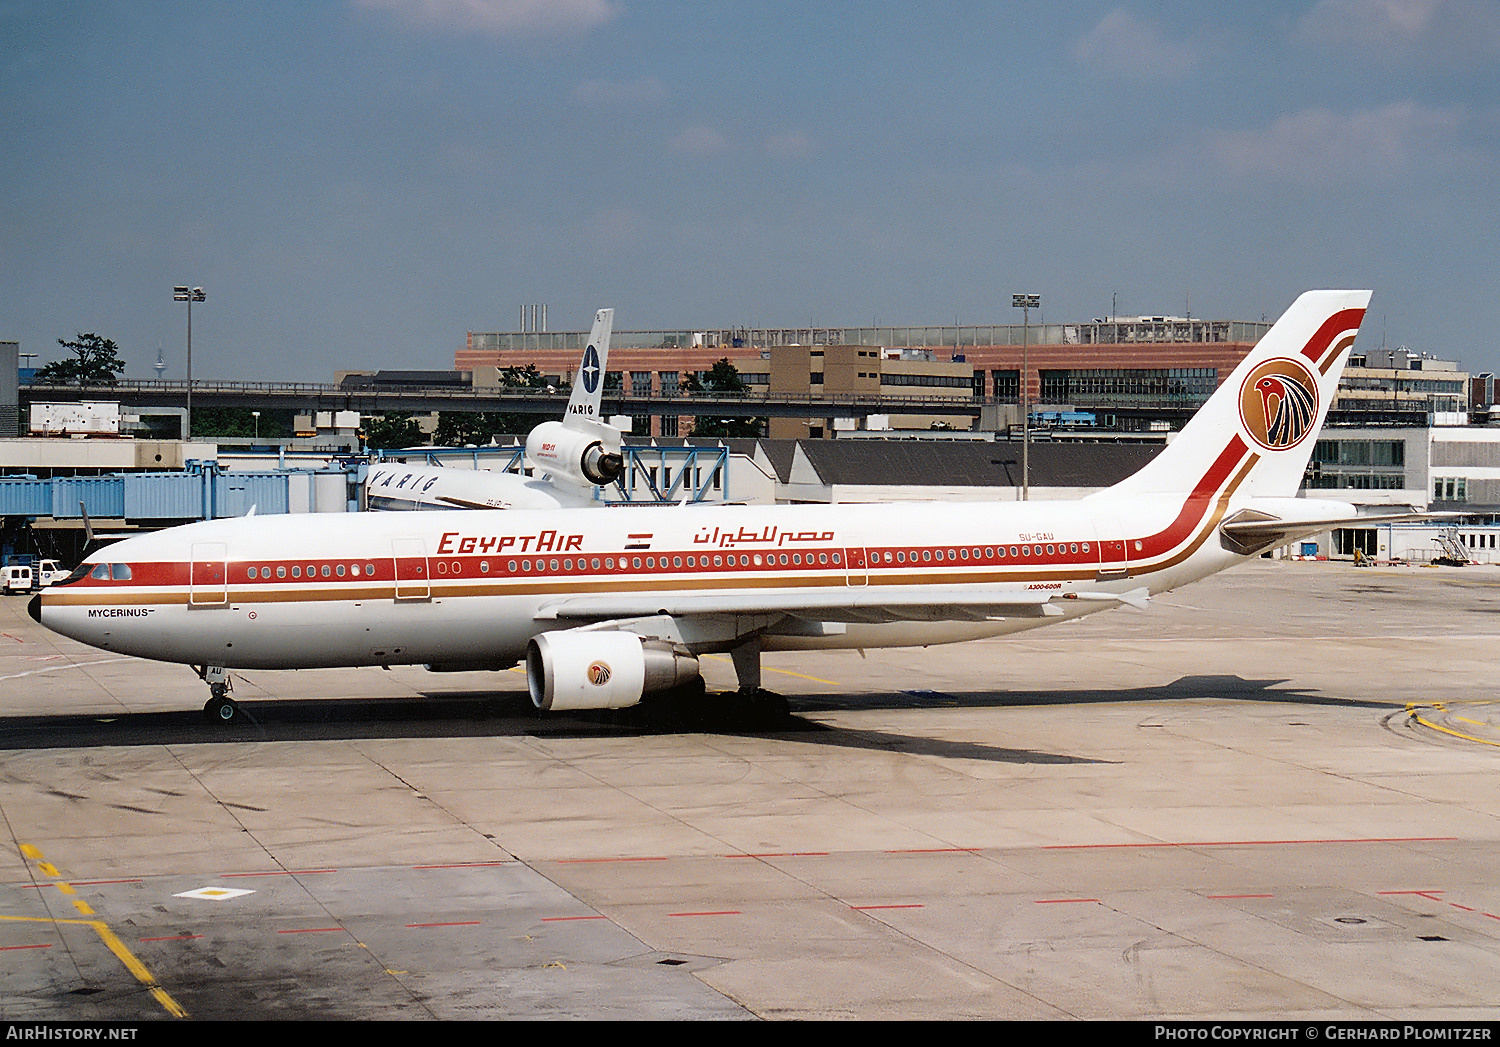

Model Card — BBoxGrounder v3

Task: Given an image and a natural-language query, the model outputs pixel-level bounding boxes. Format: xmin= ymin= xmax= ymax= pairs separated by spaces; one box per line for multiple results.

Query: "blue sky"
xmin=5 ymin=0 xmax=1498 ymax=382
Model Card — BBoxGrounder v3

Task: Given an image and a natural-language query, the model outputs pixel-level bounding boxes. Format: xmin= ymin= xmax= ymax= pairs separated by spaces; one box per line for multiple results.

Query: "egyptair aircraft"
xmin=363 ymin=307 xmax=623 ymax=511
xmin=32 ymin=291 xmax=1390 ymax=725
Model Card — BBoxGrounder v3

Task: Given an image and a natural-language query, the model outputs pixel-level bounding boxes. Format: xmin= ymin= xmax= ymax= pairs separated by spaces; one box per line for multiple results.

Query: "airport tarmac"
xmin=1 ymin=557 xmax=1499 ymax=1021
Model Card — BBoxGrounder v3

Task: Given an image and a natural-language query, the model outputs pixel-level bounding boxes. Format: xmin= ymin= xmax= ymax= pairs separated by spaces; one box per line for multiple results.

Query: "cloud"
xmin=1071 ymin=8 xmax=1204 ymax=80
xmin=669 ymin=124 xmax=730 ymax=156
xmin=1205 ymin=101 xmax=1465 ymax=184
xmin=764 ymin=130 xmax=815 ymax=160
xmin=574 ymin=76 xmax=668 ymax=106
xmin=1295 ymin=0 xmax=1500 ymax=60
xmin=355 ymin=0 xmax=620 ymax=37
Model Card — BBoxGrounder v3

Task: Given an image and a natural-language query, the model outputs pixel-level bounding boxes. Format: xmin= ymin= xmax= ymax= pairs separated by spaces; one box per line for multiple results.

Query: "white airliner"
xmin=32 ymin=291 xmax=1392 ymax=724
xmin=363 ymin=307 xmax=623 ymax=511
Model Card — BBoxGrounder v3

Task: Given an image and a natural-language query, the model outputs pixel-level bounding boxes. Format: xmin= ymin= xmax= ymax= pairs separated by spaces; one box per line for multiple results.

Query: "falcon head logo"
xmin=586 ymin=661 xmax=611 ymax=686
xmin=1239 ymin=358 xmax=1319 ymax=451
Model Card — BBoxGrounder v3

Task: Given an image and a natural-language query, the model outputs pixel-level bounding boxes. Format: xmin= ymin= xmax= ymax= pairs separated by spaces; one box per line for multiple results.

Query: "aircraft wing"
xmin=535 ymin=586 xmax=1148 ymax=625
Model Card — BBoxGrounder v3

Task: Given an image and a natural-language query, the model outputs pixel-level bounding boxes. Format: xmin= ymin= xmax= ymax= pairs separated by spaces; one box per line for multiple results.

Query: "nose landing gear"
xmin=195 ymin=665 xmax=241 ymax=723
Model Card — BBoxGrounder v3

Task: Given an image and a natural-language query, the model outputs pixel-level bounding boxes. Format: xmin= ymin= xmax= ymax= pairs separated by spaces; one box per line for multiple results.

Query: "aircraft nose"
xmin=27 ymin=595 xmax=41 ymax=623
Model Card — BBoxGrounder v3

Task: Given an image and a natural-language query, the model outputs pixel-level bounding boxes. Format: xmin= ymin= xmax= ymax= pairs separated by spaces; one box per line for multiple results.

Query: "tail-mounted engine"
xmin=527 ymin=631 xmax=701 ymax=712
xmin=524 ymin=419 xmax=624 ymax=488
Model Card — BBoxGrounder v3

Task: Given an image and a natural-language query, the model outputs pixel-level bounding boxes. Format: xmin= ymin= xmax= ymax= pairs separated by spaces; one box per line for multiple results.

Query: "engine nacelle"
xmin=525 ymin=420 xmax=623 ymax=488
xmin=527 ymin=631 xmax=701 ymax=712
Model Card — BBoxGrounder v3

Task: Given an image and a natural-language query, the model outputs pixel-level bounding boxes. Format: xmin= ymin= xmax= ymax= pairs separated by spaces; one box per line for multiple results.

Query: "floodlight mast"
xmin=173 ymin=285 xmax=206 ymax=440
xmin=1011 ymin=293 xmax=1040 ymax=500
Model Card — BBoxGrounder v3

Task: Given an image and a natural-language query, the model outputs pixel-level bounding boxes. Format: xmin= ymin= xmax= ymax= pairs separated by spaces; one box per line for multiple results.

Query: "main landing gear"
xmin=195 ymin=665 xmax=241 ymax=724
xmin=632 ymin=680 xmax=790 ymax=731
xmin=632 ymin=636 xmax=791 ymax=731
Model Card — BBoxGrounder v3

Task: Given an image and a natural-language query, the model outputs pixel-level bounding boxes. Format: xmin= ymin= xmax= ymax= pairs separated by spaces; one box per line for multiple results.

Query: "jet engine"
xmin=527 ymin=631 xmax=701 ymax=712
xmin=524 ymin=419 xmax=623 ymax=488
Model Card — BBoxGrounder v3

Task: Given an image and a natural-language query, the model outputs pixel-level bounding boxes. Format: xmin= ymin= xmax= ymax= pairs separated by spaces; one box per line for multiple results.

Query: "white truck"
xmin=2 ymin=565 xmax=34 ymax=595
xmin=1 ymin=560 xmax=66 ymax=594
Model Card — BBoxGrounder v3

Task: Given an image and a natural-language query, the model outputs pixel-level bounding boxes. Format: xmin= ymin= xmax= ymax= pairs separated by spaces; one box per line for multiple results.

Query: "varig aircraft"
xmin=33 ymin=291 xmax=1385 ymax=724
xmin=363 ymin=308 xmax=623 ymax=511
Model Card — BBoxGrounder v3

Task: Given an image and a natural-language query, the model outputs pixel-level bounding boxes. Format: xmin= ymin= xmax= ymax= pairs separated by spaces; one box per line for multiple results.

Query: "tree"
xmin=190 ymin=407 xmax=293 ymax=439
xmin=689 ymin=413 xmax=765 ymax=438
xmin=496 ymin=363 xmax=548 ymax=390
xmin=433 ymin=411 xmax=534 ymax=446
xmin=36 ymin=333 xmax=126 ymax=385
xmin=681 ymin=358 xmax=748 ymax=395
xmin=683 ymin=359 xmax=762 ymax=437
xmin=431 ymin=362 xmax=556 ymax=444
xmin=363 ymin=413 xmax=424 ymax=449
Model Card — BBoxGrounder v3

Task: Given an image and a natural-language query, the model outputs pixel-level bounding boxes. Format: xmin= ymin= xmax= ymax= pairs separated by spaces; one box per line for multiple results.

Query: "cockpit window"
xmin=57 ymin=563 xmax=94 ymax=586
xmin=90 ymin=564 xmax=110 ymax=580
xmin=84 ymin=563 xmax=133 ymax=582
xmin=111 ymin=564 xmax=132 ymax=580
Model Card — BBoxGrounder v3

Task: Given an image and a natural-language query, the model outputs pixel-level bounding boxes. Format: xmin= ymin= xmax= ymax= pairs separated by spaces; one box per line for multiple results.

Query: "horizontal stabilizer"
xmin=1221 ymin=510 xmax=1465 ymax=536
xmin=1219 ymin=502 xmax=1466 ymax=556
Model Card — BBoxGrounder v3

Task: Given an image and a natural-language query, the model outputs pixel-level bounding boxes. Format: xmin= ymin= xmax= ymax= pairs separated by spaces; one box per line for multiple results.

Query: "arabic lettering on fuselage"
xmin=692 ymin=526 xmax=836 ymax=548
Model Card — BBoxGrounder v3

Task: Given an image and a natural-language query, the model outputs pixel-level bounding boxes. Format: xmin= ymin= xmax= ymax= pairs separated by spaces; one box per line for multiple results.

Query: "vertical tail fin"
xmin=563 ymin=308 xmax=614 ymax=427
xmin=1100 ymin=289 xmax=1371 ymax=501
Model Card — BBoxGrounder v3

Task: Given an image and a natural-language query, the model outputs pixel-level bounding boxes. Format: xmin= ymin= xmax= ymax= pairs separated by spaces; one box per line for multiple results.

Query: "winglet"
xmin=563 ymin=308 xmax=614 ymax=427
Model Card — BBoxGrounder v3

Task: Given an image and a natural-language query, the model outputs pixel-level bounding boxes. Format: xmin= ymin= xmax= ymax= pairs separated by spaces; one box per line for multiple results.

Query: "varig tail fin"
xmin=563 ymin=308 xmax=614 ymax=428
xmin=1100 ymin=290 xmax=1371 ymax=501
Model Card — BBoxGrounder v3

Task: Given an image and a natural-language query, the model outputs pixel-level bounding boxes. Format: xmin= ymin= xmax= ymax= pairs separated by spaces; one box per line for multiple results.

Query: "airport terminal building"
xmin=458 ymin=314 xmax=1268 ymax=438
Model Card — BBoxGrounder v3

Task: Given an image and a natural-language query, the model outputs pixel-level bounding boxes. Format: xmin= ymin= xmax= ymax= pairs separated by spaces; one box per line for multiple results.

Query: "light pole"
xmin=251 ymin=410 xmax=260 ymax=440
xmin=173 ymin=285 xmax=205 ymax=440
xmin=1012 ymin=293 xmax=1040 ymax=500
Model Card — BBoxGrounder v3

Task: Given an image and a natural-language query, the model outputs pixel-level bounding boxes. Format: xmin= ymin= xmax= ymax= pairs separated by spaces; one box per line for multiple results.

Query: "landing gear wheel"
xmin=724 ymin=688 xmax=790 ymax=730
xmin=195 ymin=667 xmax=237 ymax=724
xmin=204 ymin=694 xmax=239 ymax=724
